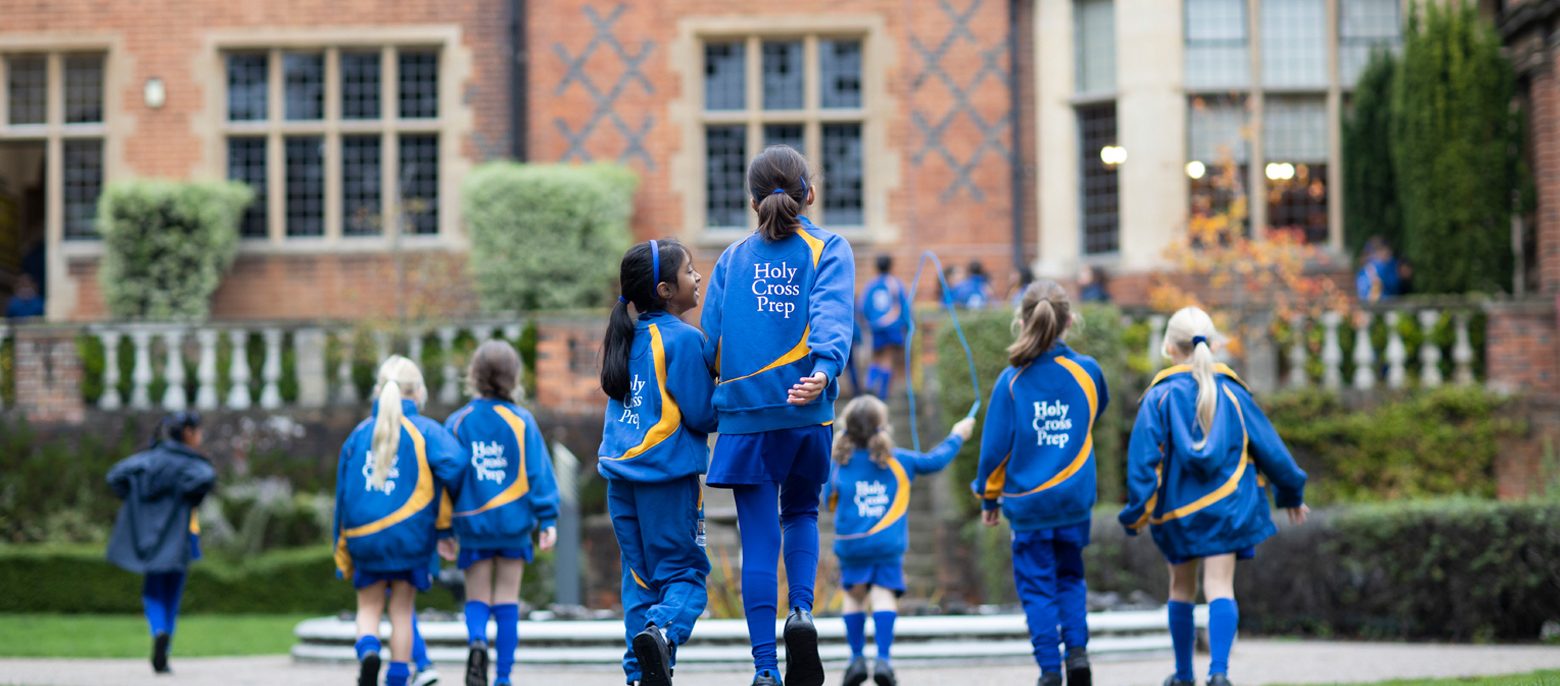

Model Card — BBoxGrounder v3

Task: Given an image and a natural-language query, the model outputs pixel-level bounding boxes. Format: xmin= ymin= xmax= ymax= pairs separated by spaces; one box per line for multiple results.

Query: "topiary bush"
xmin=1343 ymin=49 xmax=1401 ymax=258
xmin=96 ymin=180 xmax=252 ymax=320
xmin=462 ymin=163 xmax=637 ymax=312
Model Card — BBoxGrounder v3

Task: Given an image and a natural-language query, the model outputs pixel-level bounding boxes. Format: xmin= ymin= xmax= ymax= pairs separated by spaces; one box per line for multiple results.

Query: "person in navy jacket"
xmin=971 ymin=281 xmax=1109 ymax=686
xmin=334 ymin=355 xmax=465 ymax=686
xmin=824 ymin=395 xmax=973 ymax=686
xmin=1118 ymin=307 xmax=1309 ymax=686
xmin=597 ymin=239 xmax=716 ymax=686
xmin=700 ymin=145 xmax=855 ymax=686
xmin=443 ymin=340 xmax=560 ymax=686
xmin=858 ymin=254 xmax=912 ymax=398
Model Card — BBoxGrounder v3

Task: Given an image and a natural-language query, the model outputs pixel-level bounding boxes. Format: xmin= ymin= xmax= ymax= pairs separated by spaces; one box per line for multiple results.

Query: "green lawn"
xmin=1282 ymin=671 xmax=1560 ymax=686
xmin=0 ymin=614 xmax=309 ymax=658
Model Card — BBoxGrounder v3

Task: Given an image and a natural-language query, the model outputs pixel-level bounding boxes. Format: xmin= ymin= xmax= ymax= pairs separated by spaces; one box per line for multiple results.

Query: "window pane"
xmin=1341 ymin=0 xmax=1401 ymax=86
xmin=1187 ymin=96 xmax=1249 ymax=164
xmin=704 ymin=125 xmax=747 ymax=228
xmin=1184 ymin=0 xmax=1249 ymax=90
xmin=819 ymin=40 xmax=863 ymax=109
xmin=399 ymin=50 xmax=439 ymax=119
xmin=1263 ymin=96 xmax=1327 ymax=161
xmin=284 ymin=136 xmax=324 ymax=236
xmin=227 ymin=137 xmax=268 ymax=238
xmin=762 ymin=41 xmax=804 ymax=110
xmin=343 ymin=136 xmax=382 ymax=236
xmin=1074 ymin=0 xmax=1116 ymax=96
xmin=822 ymin=123 xmax=864 ymax=226
xmin=1261 ymin=0 xmax=1327 ymax=89
xmin=63 ymin=139 xmax=103 ymax=239
xmin=704 ymin=42 xmax=746 ymax=111
xmin=283 ymin=53 xmax=324 ymax=121
xmin=7 ymin=55 xmax=47 ymax=125
xmin=227 ymin=53 xmax=269 ymax=122
xmin=764 ymin=123 xmax=805 ymax=153
xmin=1268 ymin=162 xmax=1327 ymax=243
xmin=341 ymin=51 xmax=382 ymax=120
xmin=1078 ymin=104 xmax=1119 ymax=255
xmin=64 ymin=54 xmax=104 ymax=124
xmin=399 ymin=134 xmax=439 ymax=235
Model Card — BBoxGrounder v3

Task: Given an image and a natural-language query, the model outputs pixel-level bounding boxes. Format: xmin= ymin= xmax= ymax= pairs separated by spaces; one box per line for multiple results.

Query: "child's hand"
xmin=1286 ymin=504 xmax=1311 ymax=525
xmin=538 ymin=527 xmax=558 ymax=551
xmin=982 ymin=508 xmax=1001 ymax=527
xmin=787 ymin=372 xmax=829 ymax=405
xmin=437 ymin=538 xmax=459 ymax=561
xmin=951 ymin=417 xmax=976 ymax=440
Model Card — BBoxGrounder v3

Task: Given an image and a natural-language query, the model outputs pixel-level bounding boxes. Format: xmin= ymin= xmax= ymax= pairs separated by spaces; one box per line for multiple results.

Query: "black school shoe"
xmin=1207 ymin=675 xmax=1233 ymax=686
xmin=1038 ymin=673 xmax=1063 ymax=686
xmin=358 ymin=652 xmax=382 ymax=686
xmin=871 ymin=659 xmax=898 ymax=686
xmin=1065 ymin=647 xmax=1092 ymax=686
xmin=751 ymin=671 xmax=782 ymax=686
xmin=843 ymin=657 xmax=870 ymax=686
xmin=782 ymin=608 xmax=824 ymax=686
xmin=465 ymin=642 xmax=489 ymax=686
xmin=1162 ymin=676 xmax=1195 ymax=686
xmin=151 ymin=632 xmax=171 ymax=674
xmin=632 ymin=625 xmax=674 ymax=686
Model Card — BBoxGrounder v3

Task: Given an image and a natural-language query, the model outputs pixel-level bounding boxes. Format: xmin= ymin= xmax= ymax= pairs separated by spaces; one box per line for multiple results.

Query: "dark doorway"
xmin=0 ymin=141 xmax=47 ymax=316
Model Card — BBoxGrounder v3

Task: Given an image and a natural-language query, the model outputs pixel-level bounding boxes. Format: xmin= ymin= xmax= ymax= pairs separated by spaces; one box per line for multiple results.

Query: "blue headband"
xmin=757 ymin=177 xmax=809 ymax=201
xmin=618 ymin=295 xmax=628 ymax=304
xmin=1191 ymin=335 xmax=1208 ymax=347
xmin=649 ymin=240 xmax=660 ymax=287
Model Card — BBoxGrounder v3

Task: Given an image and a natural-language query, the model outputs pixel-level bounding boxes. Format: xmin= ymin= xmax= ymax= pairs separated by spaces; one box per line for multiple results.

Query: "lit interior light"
xmin=1186 ymin=160 xmax=1207 ymax=180
xmin=1100 ymin=145 xmax=1128 ymax=167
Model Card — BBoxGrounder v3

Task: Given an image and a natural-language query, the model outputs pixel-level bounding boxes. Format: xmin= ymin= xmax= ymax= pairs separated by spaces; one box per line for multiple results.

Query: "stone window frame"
xmin=201 ymin=28 xmax=473 ymax=254
xmin=671 ymin=15 xmax=900 ymax=248
xmin=0 ymin=48 xmax=113 ymax=242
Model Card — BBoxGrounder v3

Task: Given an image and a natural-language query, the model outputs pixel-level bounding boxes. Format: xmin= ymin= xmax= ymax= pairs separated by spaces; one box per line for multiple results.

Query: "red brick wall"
xmin=533 ymin=315 xmax=608 ymax=416
xmin=1484 ymin=298 xmax=1560 ymax=395
xmin=1532 ymin=53 xmax=1560 ymax=296
xmin=11 ymin=328 xmax=86 ymax=424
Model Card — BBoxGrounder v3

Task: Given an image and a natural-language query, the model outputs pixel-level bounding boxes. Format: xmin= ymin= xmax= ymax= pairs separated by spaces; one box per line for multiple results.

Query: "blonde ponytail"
xmin=1162 ymin=307 xmax=1221 ymax=448
xmin=369 ymin=355 xmax=427 ymax=490
xmin=834 ymin=395 xmax=894 ymax=467
xmin=1189 ymin=338 xmax=1217 ymax=447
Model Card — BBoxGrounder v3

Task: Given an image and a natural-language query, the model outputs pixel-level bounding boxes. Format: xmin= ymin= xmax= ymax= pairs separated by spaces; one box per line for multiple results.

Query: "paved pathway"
xmin=3 ymin=641 xmax=1560 ymax=686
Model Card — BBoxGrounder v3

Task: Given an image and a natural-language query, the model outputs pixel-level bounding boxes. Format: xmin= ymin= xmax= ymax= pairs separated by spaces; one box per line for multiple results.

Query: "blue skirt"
xmin=353 ymin=568 xmax=433 ymax=592
xmin=707 ymin=424 xmax=832 ymax=488
xmin=839 ymin=559 xmax=906 ymax=595
xmin=1164 ymin=545 xmax=1256 ymax=566
xmin=457 ymin=544 xmax=534 ymax=570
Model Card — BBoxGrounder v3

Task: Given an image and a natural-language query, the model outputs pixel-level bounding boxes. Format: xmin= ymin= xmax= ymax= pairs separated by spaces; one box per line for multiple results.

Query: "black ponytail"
xmin=748 ymin=145 xmax=813 ymax=241
xmin=600 ymin=239 xmax=689 ymax=400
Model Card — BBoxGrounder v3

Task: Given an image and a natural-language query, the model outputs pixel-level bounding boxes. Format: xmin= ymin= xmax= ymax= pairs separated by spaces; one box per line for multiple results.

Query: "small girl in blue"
xmin=443 ymin=340 xmax=560 ymax=686
xmin=598 ymin=238 xmax=716 ymax=686
xmin=701 ymin=145 xmax=856 ymax=686
xmin=858 ymin=253 xmax=912 ymax=398
xmin=824 ymin=395 xmax=973 ymax=686
xmin=971 ymin=281 xmax=1109 ymax=686
xmin=334 ymin=355 xmax=465 ymax=686
xmin=1118 ymin=307 xmax=1309 ymax=686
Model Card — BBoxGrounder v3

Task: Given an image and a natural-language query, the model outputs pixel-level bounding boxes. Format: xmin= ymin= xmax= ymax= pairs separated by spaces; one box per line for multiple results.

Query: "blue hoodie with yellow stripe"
xmin=333 ymin=399 xmax=466 ymax=576
xmin=443 ymin=398 xmax=560 ymax=549
xmin=1117 ymin=365 xmax=1307 ymax=561
xmin=824 ymin=434 xmax=964 ymax=565
xmin=971 ymin=343 xmax=1110 ymax=532
xmin=701 ymin=217 xmax=856 ymax=434
xmin=598 ymin=311 xmax=718 ymax=482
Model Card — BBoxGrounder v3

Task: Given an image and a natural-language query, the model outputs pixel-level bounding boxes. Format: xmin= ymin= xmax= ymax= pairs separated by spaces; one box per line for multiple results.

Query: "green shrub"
xmin=0 ymin=416 xmax=143 ymax=544
xmin=462 ymin=163 xmax=637 ymax=312
xmin=1087 ymin=499 xmax=1560 ymax=641
xmin=1343 ymin=49 xmax=1401 ymax=257
xmin=97 ymin=180 xmax=252 ymax=320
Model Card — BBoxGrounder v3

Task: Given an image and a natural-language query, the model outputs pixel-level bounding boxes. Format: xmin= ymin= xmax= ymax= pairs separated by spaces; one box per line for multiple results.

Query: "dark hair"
xmin=832 ymin=396 xmax=893 ymax=467
xmin=1018 ymin=266 xmax=1035 ymax=288
xmin=1009 ymin=280 xmax=1074 ymax=367
xmin=152 ymin=410 xmax=201 ymax=448
xmin=967 ymin=261 xmax=987 ymax=278
xmin=600 ymin=239 xmax=690 ymax=400
xmin=875 ymin=254 xmax=893 ymax=275
xmin=747 ymin=145 xmax=812 ymax=241
xmin=468 ymin=339 xmax=521 ymax=400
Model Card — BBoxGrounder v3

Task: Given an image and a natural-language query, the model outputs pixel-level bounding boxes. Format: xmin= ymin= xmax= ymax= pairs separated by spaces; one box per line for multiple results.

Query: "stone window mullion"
xmin=266 ymin=49 xmax=285 ymax=243
xmin=324 ymin=47 xmax=343 ymax=242
xmin=384 ymin=46 xmax=401 ymax=240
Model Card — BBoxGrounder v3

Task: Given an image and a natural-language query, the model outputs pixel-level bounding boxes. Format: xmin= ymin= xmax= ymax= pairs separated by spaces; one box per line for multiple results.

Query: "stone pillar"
xmin=13 ymin=328 xmax=87 ymax=424
xmin=294 ymin=327 xmax=329 ymax=408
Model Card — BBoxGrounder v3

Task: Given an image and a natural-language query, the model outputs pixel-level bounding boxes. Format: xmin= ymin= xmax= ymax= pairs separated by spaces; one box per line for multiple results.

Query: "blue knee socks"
xmin=844 ymin=612 xmax=867 ymax=659
xmin=1168 ymin=601 xmax=1195 ymax=681
xmin=733 ymin=484 xmax=782 ymax=676
xmin=411 ymin=613 xmax=432 ymax=672
xmin=1208 ymin=598 xmax=1239 ymax=677
xmin=465 ymin=600 xmax=492 ymax=646
xmin=873 ymin=611 xmax=896 ymax=663
xmin=866 ymin=365 xmax=893 ymax=398
xmin=386 ymin=660 xmax=411 ymax=686
xmin=141 ymin=572 xmax=185 ymax=638
xmin=493 ymin=603 xmax=520 ymax=683
xmin=355 ymin=635 xmax=381 ymax=661
xmin=780 ymin=513 xmax=818 ymax=611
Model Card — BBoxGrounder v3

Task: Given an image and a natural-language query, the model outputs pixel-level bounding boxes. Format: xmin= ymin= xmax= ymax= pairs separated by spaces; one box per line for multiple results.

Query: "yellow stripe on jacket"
xmin=1150 ymin=385 xmax=1251 ymax=525
xmin=604 ymin=324 xmax=684 ymax=459
xmin=453 ymin=404 xmax=534 ymax=517
xmin=342 ymin=418 xmax=434 ymax=538
xmin=1008 ymin=355 xmax=1099 ymax=497
xmin=837 ymin=458 xmax=912 ymax=540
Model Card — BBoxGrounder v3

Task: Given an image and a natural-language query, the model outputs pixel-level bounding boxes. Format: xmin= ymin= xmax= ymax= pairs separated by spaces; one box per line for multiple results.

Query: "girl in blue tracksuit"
xmin=1118 ymin=307 xmax=1309 ymax=686
xmin=443 ymin=340 xmax=560 ymax=686
xmin=334 ymin=355 xmax=465 ymax=686
xmin=598 ymin=238 xmax=716 ymax=686
xmin=824 ymin=395 xmax=973 ymax=686
xmin=971 ymin=280 xmax=1108 ymax=686
xmin=701 ymin=145 xmax=856 ymax=686
xmin=858 ymin=253 xmax=912 ymax=399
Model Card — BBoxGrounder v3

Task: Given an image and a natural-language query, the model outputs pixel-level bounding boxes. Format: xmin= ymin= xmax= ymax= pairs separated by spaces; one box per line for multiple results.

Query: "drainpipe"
xmin=511 ymin=0 xmax=529 ymax=161
xmin=1008 ymin=0 xmax=1027 ymax=271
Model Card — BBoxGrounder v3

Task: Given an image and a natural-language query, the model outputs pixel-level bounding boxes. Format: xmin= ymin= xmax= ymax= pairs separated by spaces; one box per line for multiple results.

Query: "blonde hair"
xmin=370 ymin=355 xmax=427 ymax=490
xmin=467 ymin=339 xmax=523 ymax=401
xmin=1008 ymin=280 xmax=1075 ymax=367
xmin=1161 ymin=307 xmax=1220 ymax=448
xmin=833 ymin=395 xmax=894 ymax=468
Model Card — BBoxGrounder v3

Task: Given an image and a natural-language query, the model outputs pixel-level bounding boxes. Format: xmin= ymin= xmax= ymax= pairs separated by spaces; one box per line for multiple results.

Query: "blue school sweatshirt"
xmin=598 ymin=311 xmax=718 ymax=482
xmin=443 ymin=398 xmax=561 ymax=549
xmin=970 ymin=343 xmax=1110 ymax=531
xmin=859 ymin=274 xmax=911 ymax=336
xmin=1117 ymin=364 xmax=1308 ymax=561
xmin=825 ymin=434 xmax=964 ymax=566
xmin=701 ymin=217 xmax=856 ymax=434
xmin=334 ymin=399 xmax=465 ymax=576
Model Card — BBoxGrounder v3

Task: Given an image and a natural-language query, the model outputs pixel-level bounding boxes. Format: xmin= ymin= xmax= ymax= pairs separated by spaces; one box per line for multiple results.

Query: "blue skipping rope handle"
xmin=904 ymin=250 xmax=982 ymax=452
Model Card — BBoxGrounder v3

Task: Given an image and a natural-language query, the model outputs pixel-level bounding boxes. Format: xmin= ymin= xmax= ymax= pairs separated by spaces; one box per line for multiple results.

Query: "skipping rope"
xmin=903 ymin=250 xmax=981 ymax=452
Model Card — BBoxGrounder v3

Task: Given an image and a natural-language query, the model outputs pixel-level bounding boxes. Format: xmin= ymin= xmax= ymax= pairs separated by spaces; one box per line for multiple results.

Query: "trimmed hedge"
xmin=96 ymin=180 xmax=252 ymax=320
